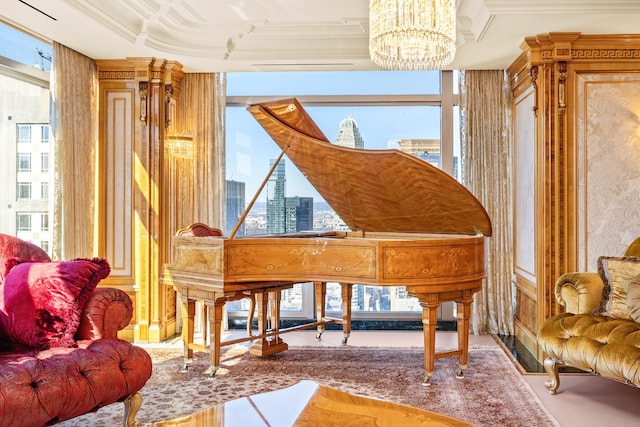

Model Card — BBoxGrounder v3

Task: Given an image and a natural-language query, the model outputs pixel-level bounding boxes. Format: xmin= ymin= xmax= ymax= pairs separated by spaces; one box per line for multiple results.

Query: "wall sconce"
xmin=165 ymin=134 xmax=194 ymax=158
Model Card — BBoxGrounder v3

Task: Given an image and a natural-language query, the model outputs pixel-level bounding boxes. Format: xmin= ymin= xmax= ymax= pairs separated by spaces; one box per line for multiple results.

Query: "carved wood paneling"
xmin=508 ymin=32 xmax=640 ymax=361
xmin=515 ymin=289 xmax=537 ymax=333
xmin=97 ymin=58 xmax=184 ymax=343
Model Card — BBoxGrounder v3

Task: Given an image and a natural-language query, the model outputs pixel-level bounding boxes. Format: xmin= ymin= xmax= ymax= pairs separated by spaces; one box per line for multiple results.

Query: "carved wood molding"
xmin=97 ymin=70 xmax=135 ymax=80
xmin=165 ymin=84 xmax=173 ymax=128
xmin=530 ymin=66 xmax=538 ymax=116
xmin=571 ymin=48 xmax=640 ymax=61
xmin=139 ymin=82 xmax=148 ymax=125
xmin=520 ymin=32 xmax=640 ymax=66
xmin=557 ymin=61 xmax=567 ymax=116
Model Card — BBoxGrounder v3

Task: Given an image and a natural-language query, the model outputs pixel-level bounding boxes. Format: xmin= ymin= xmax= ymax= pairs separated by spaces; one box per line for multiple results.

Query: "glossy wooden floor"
xmin=151 ymin=380 xmax=475 ymax=427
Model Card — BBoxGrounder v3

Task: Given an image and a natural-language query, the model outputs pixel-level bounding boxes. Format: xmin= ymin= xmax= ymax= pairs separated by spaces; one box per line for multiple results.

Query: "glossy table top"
xmin=152 ymin=380 xmax=476 ymax=426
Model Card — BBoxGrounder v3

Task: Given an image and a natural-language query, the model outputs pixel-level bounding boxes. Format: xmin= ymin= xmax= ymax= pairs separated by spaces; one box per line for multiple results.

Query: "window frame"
xmin=17 ymin=125 xmax=31 ymax=144
xmin=17 ymin=152 xmax=31 ymax=172
xmin=41 ymin=152 xmax=49 ymax=172
xmin=16 ymin=213 xmax=31 ymax=231
xmin=16 ymin=181 xmax=31 ymax=200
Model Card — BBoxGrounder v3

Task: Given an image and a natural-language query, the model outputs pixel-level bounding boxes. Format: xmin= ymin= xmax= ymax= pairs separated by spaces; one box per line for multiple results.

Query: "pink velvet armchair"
xmin=0 ymin=233 xmax=153 ymax=427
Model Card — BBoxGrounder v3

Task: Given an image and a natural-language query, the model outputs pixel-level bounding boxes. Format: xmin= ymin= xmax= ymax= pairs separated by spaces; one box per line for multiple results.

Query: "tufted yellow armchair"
xmin=537 ymin=237 xmax=640 ymax=394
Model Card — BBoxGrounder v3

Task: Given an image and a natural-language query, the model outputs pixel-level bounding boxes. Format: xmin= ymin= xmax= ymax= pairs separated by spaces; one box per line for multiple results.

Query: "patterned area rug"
xmin=60 ymin=345 xmax=559 ymax=427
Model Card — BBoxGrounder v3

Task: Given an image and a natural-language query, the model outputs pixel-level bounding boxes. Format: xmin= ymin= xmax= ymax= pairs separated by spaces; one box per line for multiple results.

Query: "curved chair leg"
xmin=543 ymin=357 xmax=561 ymax=395
xmin=122 ymin=392 xmax=143 ymax=427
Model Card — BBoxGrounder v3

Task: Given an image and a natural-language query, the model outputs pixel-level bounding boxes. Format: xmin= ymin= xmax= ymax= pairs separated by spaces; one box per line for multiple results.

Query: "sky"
xmin=0 ymin=23 xmax=51 ymax=71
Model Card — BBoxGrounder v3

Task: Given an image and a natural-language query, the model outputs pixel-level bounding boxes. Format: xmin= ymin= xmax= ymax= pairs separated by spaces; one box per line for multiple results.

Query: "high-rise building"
xmin=334 ymin=116 xmax=364 ymax=148
xmin=266 ymin=159 xmax=286 ymax=234
xmin=333 ymin=116 xmax=367 ymax=309
xmin=285 ymin=196 xmax=313 ymax=233
xmin=397 ymin=138 xmax=441 ymax=168
xmin=0 ymin=74 xmax=52 ymax=253
xmin=226 ymin=179 xmax=245 ymax=236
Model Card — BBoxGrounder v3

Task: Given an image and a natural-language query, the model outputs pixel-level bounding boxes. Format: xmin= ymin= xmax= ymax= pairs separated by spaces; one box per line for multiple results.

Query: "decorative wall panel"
xmin=104 ymin=90 xmax=133 ymax=277
xmin=576 ymin=75 xmax=640 ymax=269
xmin=514 ymin=89 xmax=536 ymax=283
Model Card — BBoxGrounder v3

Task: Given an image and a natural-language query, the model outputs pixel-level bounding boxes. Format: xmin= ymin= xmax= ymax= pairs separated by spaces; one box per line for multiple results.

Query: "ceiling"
xmin=3 ymin=0 xmax=640 ymax=72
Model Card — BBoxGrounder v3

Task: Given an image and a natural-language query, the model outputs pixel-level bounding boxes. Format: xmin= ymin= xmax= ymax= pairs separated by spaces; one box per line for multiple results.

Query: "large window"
xmin=0 ymin=21 xmax=52 ymax=253
xmin=226 ymin=71 xmax=459 ymax=322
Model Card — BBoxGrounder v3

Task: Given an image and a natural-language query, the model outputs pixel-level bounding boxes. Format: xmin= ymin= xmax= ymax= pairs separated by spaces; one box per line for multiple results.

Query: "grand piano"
xmin=161 ymin=98 xmax=492 ymax=385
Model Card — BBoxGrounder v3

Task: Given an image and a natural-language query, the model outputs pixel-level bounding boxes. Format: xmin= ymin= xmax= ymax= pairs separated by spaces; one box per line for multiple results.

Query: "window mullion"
xmin=441 ymin=70 xmax=454 ymax=175
xmin=227 ymin=94 xmax=443 ymax=107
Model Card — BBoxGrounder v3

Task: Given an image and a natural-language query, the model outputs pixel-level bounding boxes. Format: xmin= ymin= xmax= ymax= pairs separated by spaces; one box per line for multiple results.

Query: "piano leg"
xmin=419 ymin=298 xmax=440 ymax=386
xmin=455 ymin=292 xmax=474 ymax=379
xmin=314 ymin=281 xmax=326 ymax=340
xmin=341 ymin=283 xmax=353 ymax=345
xmin=414 ymin=287 xmax=477 ymax=385
xmin=180 ymin=297 xmax=196 ymax=373
xmin=207 ymin=300 xmax=225 ymax=377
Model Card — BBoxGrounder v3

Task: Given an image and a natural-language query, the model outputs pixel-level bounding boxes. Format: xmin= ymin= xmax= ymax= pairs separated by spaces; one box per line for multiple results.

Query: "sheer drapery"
xmin=50 ymin=42 xmax=98 ymax=260
xmin=177 ymin=73 xmax=226 ymax=228
xmin=460 ymin=70 xmax=514 ymax=335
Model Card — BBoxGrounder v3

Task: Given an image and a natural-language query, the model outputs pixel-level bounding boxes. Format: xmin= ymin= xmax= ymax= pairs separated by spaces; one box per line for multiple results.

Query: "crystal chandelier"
xmin=369 ymin=0 xmax=457 ymax=70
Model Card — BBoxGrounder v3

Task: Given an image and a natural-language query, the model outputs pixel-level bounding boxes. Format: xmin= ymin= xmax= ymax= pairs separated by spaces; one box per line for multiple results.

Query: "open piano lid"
xmin=248 ymin=98 xmax=492 ymax=237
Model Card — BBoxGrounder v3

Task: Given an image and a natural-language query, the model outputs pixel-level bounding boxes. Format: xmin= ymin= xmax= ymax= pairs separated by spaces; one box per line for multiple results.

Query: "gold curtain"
xmin=459 ymin=70 xmax=514 ymax=335
xmin=176 ymin=73 xmax=226 ymax=228
xmin=50 ymin=42 xmax=98 ymax=260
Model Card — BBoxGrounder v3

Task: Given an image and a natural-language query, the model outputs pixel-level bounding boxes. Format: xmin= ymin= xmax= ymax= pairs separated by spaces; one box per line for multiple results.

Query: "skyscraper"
xmin=333 ymin=116 xmax=367 ymax=309
xmin=285 ymin=196 xmax=313 ymax=233
xmin=266 ymin=159 xmax=286 ymax=234
xmin=226 ymin=179 xmax=245 ymax=236
xmin=334 ymin=116 xmax=364 ymax=148
xmin=397 ymin=138 xmax=441 ymax=168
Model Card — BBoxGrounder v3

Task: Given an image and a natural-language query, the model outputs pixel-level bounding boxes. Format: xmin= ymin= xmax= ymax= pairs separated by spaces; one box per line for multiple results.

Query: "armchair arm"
xmin=75 ymin=287 xmax=133 ymax=340
xmin=554 ymin=272 xmax=604 ymax=314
